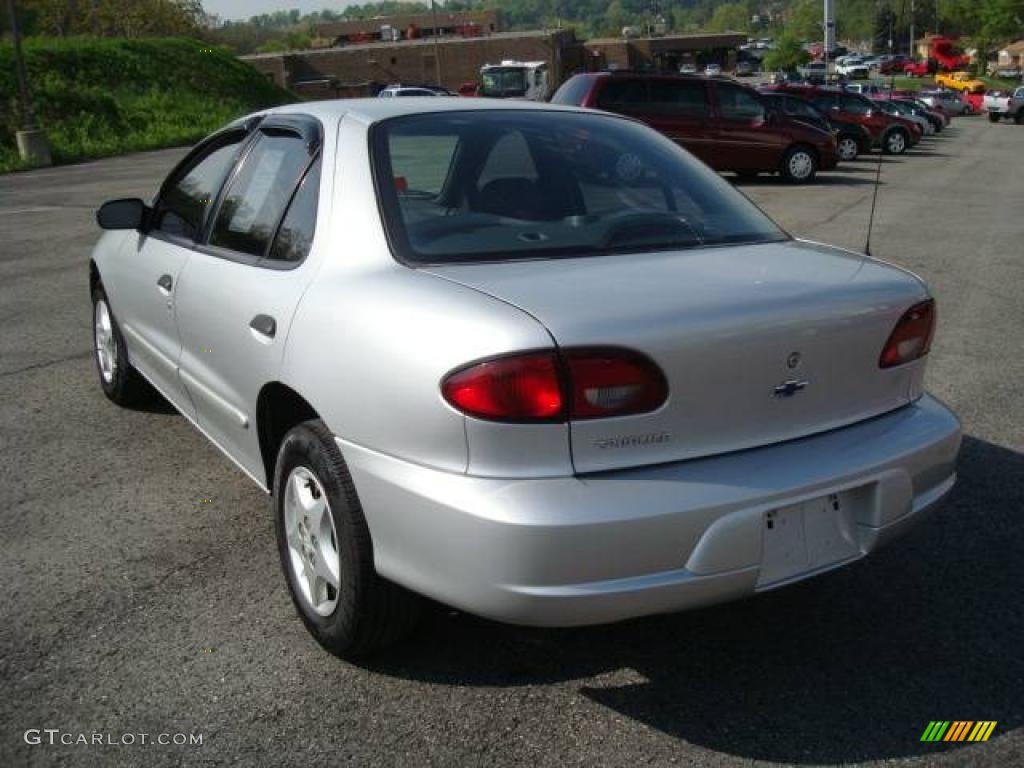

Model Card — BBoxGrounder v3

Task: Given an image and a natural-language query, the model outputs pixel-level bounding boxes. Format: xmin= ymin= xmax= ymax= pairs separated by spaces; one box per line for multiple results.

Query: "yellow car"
xmin=934 ymin=71 xmax=986 ymax=93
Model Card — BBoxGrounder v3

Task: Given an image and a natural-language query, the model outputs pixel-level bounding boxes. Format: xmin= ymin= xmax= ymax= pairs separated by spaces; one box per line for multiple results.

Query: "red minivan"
xmin=760 ymin=84 xmax=921 ymax=155
xmin=552 ymin=72 xmax=839 ymax=183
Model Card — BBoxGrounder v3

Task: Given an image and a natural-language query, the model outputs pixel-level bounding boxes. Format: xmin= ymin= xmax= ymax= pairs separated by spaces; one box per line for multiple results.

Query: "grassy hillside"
xmin=0 ymin=37 xmax=292 ymax=172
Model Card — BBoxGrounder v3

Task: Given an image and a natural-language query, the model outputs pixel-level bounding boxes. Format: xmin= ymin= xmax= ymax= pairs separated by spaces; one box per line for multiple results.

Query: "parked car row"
xmin=552 ymin=72 xmax=958 ymax=184
xmin=552 ymin=72 xmax=839 ymax=182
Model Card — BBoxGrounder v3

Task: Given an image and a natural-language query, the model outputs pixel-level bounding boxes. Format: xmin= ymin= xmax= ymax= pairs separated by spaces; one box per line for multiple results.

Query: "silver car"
xmin=90 ymin=100 xmax=961 ymax=657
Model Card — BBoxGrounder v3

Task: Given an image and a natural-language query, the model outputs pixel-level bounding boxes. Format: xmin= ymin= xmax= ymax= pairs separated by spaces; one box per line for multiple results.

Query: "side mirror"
xmin=96 ymin=198 xmax=149 ymax=231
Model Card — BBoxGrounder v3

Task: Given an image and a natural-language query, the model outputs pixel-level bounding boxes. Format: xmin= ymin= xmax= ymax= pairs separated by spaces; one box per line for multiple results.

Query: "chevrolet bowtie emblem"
xmin=774 ymin=379 xmax=809 ymax=398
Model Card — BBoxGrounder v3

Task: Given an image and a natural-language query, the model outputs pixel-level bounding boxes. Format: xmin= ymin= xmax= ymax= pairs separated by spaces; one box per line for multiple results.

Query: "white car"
xmin=704 ymin=63 xmax=722 ymax=76
xmin=378 ymin=85 xmax=447 ymax=98
xmin=837 ymin=59 xmax=870 ymax=79
xmin=89 ymin=99 xmax=961 ymax=657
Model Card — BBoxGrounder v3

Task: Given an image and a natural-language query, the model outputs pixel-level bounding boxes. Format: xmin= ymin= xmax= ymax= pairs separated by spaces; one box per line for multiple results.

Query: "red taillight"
xmin=879 ymin=299 xmax=936 ymax=369
xmin=442 ymin=352 xmax=563 ymax=421
xmin=441 ymin=348 xmax=667 ymax=422
xmin=564 ymin=349 xmax=668 ymax=419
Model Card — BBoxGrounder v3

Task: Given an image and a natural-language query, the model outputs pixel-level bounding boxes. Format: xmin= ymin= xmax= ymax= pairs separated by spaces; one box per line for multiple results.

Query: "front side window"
xmin=155 ymin=136 xmax=245 ymax=241
xmin=209 ymin=133 xmax=313 ymax=257
xmin=373 ymin=111 xmax=786 ymax=265
xmin=783 ymin=97 xmax=822 ymax=120
xmin=841 ymin=95 xmax=873 ymax=115
xmin=717 ymin=84 xmax=766 ymax=121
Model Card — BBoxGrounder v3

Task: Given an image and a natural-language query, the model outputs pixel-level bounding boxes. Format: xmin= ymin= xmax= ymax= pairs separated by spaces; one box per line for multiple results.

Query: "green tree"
xmin=18 ymin=0 xmax=202 ymax=37
xmin=783 ymin=0 xmax=823 ymax=40
xmin=763 ymin=33 xmax=812 ymax=71
xmin=707 ymin=3 xmax=749 ymax=33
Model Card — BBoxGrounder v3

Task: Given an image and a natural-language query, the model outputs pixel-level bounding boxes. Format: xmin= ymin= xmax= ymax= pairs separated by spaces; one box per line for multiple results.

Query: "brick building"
xmin=243 ymin=29 xmax=582 ymax=98
xmin=315 ymin=10 xmax=504 ymax=46
xmin=240 ymin=15 xmax=747 ymax=100
xmin=583 ymin=33 xmax=749 ymax=73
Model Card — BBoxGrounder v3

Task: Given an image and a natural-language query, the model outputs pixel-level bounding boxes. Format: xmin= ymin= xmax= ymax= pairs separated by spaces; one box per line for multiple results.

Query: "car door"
xmin=710 ymin=81 xmax=784 ymax=172
xmin=173 ymin=115 xmax=324 ymax=485
xmin=113 ymin=129 xmax=251 ymax=413
xmin=643 ymin=79 xmax=716 ymax=166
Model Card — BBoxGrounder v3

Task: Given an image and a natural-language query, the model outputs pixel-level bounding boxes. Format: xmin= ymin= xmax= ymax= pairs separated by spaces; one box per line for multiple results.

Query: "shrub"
xmin=0 ymin=36 xmax=292 ymax=171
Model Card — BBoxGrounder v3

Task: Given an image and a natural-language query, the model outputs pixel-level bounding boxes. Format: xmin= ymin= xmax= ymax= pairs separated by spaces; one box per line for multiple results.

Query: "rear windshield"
xmin=371 ymin=110 xmax=787 ymax=265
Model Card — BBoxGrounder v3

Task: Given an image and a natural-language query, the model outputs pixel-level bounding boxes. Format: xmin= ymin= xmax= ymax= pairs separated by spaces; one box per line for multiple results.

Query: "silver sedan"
xmin=89 ymin=99 xmax=961 ymax=658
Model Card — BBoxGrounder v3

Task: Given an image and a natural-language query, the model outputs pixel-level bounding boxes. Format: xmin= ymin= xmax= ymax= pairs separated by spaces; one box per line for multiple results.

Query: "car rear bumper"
xmin=341 ymin=394 xmax=960 ymax=627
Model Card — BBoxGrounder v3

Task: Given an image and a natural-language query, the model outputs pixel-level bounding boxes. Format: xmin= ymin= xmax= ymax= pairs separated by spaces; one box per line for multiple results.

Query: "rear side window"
xmin=647 ymin=80 xmax=707 ymax=117
xmin=209 ymin=133 xmax=312 ymax=257
xmin=810 ymin=92 xmax=840 ymax=111
xmin=551 ymin=75 xmax=597 ymax=106
xmin=155 ymin=136 xmax=245 ymax=241
xmin=268 ymin=160 xmax=321 ymax=263
xmin=596 ymin=79 xmax=648 ymax=111
xmin=717 ymin=84 xmax=766 ymax=121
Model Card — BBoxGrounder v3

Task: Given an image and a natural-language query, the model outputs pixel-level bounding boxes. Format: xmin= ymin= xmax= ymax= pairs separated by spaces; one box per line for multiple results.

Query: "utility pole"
xmin=823 ymin=0 xmax=835 ymax=83
xmin=6 ymin=0 xmax=51 ymax=165
xmin=909 ymin=0 xmax=915 ymax=58
xmin=430 ymin=0 xmax=442 ymax=87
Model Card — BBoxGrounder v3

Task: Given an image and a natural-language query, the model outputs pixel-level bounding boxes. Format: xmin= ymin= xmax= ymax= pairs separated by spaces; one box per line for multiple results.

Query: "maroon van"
xmin=552 ymin=72 xmax=839 ymax=183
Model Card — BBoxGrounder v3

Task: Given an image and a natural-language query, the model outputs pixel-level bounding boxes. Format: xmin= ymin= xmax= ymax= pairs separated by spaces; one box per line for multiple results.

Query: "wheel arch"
xmin=257 ymin=382 xmax=322 ymax=492
xmin=89 ymin=259 xmax=102 ymax=293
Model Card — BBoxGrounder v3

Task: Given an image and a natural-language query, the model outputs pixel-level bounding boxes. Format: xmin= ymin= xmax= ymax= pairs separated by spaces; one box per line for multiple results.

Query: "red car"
xmin=552 ymin=72 xmax=839 ymax=182
xmin=760 ymin=84 xmax=921 ymax=155
xmin=903 ymin=59 xmax=935 ymax=77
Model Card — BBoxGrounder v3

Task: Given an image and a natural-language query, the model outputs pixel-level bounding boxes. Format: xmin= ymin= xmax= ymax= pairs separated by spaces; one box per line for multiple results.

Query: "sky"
xmin=203 ymin=1 xmax=357 ymax=21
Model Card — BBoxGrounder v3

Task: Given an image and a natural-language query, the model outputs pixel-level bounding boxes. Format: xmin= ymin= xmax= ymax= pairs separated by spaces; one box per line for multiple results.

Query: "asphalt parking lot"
xmin=1 ymin=117 xmax=1021 ymax=767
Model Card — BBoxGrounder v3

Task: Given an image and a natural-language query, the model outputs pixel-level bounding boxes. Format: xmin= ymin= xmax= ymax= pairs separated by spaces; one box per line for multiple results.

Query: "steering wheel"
xmin=596 ymin=211 xmax=703 ymax=250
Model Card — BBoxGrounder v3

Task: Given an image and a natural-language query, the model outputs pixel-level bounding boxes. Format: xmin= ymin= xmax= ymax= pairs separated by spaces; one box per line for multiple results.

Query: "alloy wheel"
xmin=838 ymin=137 xmax=858 ymax=161
xmin=283 ymin=466 xmax=341 ymax=617
xmin=94 ymin=299 xmax=117 ymax=384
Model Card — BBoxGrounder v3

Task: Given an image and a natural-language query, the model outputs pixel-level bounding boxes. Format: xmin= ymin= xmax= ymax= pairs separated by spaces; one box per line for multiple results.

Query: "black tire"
xmin=1015 ymin=110 xmax=1024 ymax=125
xmin=883 ymin=128 xmax=908 ymax=155
xmin=988 ymin=112 xmax=1001 ymax=123
xmin=836 ymin=134 xmax=860 ymax=162
xmin=91 ymin=283 xmax=152 ymax=406
xmin=274 ymin=420 xmax=422 ymax=658
xmin=779 ymin=145 xmax=817 ymax=183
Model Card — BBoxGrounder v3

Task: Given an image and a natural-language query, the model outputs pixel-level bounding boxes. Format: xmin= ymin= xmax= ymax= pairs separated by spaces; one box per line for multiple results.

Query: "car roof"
xmin=260 ymin=97 xmax=592 ymax=126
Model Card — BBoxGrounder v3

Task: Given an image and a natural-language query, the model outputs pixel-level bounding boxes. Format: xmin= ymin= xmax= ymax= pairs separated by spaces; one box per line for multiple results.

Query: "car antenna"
xmin=864 ymin=0 xmax=908 ymax=258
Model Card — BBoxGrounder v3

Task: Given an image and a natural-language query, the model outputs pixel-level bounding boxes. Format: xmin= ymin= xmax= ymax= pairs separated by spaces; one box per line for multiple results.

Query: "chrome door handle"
xmin=157 ymin=274 xmax=173 ymax=294
xmin=249 ymin=314 xmax=276 ymax=340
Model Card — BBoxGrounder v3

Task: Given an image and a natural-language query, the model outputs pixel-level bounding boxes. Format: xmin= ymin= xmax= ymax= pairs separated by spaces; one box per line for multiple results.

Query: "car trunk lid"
xmin=424 ymin=240 xmax=929 ymax=473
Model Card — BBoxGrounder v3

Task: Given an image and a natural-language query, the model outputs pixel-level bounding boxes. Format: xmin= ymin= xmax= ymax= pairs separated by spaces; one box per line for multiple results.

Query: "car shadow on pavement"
xmin=733 ymin=173 xmax=884 ymax=188
xmin=364 ymin=434 xmax=1022 ymax=763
